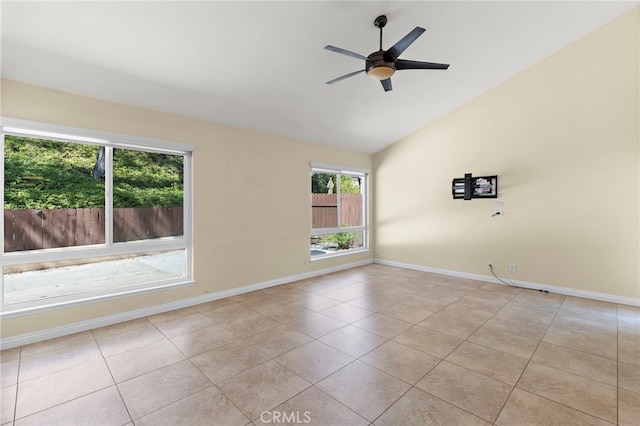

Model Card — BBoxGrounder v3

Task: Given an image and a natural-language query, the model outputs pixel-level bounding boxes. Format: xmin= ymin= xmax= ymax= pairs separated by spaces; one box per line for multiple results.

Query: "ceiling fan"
xmin=325 ymin=15 xmax=449 ymax=92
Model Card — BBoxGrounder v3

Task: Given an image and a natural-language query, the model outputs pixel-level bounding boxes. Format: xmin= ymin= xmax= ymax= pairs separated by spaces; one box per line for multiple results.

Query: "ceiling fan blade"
xmin=380 ymin=78 xmax=392 ymax=92
xmin=326 ymin=69 xmax=365 ymax=85
xmin=396 ymin=59 xmax=449 ymax=70
xmin=386 ymin=27 xmax=425 ymax=60
xmin=324 ymin=45 xmax=368 ymax=61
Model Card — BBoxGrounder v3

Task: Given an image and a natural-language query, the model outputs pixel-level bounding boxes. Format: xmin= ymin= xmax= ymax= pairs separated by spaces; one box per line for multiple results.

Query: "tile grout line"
xmin=369 ymin=280 xmax=518 ymax=424
xmin=12 ymin=346 xmax=23 ymax=425
xmin=13 ymin=331 xmax=126 ymax=424
xmin=496 ymin=294 xmax=623 ymax=424
xmin=92 ymin=327 xmax=134 ymax=426
xmin=125 ymin=313 xmax=248 ymax=424
xmin=491 ymin=291 xmax=562 ymax=424
xmin=242 ymin=270 xmax=401 ymax=423
xmin=4 ymin=267 xmax=635 ymax=425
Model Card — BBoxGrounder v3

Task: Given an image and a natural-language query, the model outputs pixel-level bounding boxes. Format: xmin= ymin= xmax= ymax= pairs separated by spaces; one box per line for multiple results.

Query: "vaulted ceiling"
xmin=2 ymin=1 xmax=637 ymax=153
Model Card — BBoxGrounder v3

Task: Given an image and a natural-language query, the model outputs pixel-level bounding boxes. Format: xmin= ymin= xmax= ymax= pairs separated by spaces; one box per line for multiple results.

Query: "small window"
xmin=1 ymin=118 xmax=193 ymax=313
xmin=310 ymin=163 xmax=368 ymax=258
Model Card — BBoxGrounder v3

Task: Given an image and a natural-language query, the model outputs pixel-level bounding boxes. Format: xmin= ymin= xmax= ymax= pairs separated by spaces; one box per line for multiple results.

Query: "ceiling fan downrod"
xmin=374 ymin=15 xmax=387 ymax=50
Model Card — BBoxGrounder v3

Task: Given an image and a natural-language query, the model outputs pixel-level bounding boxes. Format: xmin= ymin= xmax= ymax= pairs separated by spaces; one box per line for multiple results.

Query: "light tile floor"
xmin=1 ymin=264 xmax=639 ymax=425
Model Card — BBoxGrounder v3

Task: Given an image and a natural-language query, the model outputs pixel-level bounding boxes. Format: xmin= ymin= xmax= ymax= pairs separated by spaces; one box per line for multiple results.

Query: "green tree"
xmin=339 ymin=176 xmax=361 ymax=194
xmin=311 ymin=173 xmax=333 ymax=194
xmin=311 ymin=173 xmax=361 ymax=194
xmin=4 ymin=136 xmax=183 ymax=209
xmin=4 ymin=136 xmax=105 ymax=209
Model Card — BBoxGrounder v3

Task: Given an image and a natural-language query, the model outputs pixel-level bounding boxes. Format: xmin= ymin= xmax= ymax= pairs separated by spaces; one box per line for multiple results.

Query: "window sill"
xmin=0 ymin=279 xmax=195 ymax=319
xmin=310 ymin=247 xmax=369 ymax=262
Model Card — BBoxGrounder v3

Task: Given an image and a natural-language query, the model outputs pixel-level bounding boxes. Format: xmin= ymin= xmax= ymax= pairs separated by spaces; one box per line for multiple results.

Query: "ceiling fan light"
xmin=367 ymin=65 xmax=395 ymax=80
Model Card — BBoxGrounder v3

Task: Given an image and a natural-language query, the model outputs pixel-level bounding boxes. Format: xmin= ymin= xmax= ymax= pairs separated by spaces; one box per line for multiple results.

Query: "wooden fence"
xmin=4 ymin=196 xmax=358 ymax=252
xmin=4 ymin=207 xmax=183 ymax=252
xmin=311 ymin=193 xmax=362 ymax=229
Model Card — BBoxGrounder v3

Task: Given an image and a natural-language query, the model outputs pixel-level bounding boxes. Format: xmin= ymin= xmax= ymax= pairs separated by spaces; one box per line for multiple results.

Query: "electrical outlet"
xmin=379 ymin=247 xmax=385 ymax=255
xmin=508 ymin=264 xmax=516 ymax=272
xmin=487 ymin=262 xmax=493 ymax=269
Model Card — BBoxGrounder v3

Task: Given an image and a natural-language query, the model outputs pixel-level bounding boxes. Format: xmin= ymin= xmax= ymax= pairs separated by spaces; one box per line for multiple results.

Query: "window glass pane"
xmin=311 ymin=172 xmax=338 ymax=229
xmin=4 ymin=136 xmax=105 ymax=252
xmin=339 ymin=174 xmax=363 ymax=227
xmin=3 ymin=249 xmax=186 ymax=305
xmin=310 ymin=231 xmax=364 ymax=256
xmin=113 ymin=149 xmax=184 ymax=243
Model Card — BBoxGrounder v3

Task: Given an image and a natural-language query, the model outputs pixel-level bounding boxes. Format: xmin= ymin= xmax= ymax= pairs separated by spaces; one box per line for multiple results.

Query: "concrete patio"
xmin=3 ymin=250 xmax=185 ymax=305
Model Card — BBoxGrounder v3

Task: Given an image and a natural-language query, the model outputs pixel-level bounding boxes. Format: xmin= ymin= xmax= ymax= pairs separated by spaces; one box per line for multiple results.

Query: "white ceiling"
xmin=2 ymin=1 xmax=638 ymax=154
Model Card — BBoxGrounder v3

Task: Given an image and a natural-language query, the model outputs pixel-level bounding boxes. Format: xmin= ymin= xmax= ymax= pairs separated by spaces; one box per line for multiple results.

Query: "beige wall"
xmin=374 ymin=8 xmax=640 ymax=300
xmin=0 ymin=79 xmax=373 ymax=338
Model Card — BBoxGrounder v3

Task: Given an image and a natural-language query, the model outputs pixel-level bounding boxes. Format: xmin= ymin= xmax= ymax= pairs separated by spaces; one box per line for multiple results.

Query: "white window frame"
xmin=0 ymin=117 xmax=194 ymax=316
xmin=310 ymin=162 xmax=369 ymax=260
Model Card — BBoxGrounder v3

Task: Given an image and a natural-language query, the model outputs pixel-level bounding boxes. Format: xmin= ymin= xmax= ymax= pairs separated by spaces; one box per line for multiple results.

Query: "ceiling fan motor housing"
xmin=366 ymin=50 xmax=396 ymax=79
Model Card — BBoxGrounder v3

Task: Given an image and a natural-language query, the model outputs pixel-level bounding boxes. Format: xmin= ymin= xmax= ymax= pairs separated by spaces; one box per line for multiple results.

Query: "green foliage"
xmin=113 ymin=149 xmax=183 ymax=208
xmin=4 ymin=136 xmax=184 ymax=209
xmin=339 ymin=176 xmax=360 ymax=194
xmin=311 ymin=172 xmax=361 ymax=194
xmin=329 ymin=231 xmax=355 ymax=250
xmin=311 ymin=173 xmax=333 ymax=194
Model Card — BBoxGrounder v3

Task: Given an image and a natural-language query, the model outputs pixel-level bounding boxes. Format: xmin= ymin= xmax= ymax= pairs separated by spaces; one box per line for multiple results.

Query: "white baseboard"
xmin=374 ymin=258 xmax=640 ymax=307
xmin=0 ymin=258 xmax=373 ymax=350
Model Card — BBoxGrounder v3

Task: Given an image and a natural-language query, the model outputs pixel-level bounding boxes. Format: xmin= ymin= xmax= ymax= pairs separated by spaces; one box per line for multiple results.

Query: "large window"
xmin=310 ymin=163 xmax=368 ymax=258
xmin=1 ymin=118 xmax=193 ymax=313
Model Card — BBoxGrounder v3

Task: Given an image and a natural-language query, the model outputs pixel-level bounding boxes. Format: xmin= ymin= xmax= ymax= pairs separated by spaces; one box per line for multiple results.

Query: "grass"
xmin=4 ymin=136 xmax=184 ymax=209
